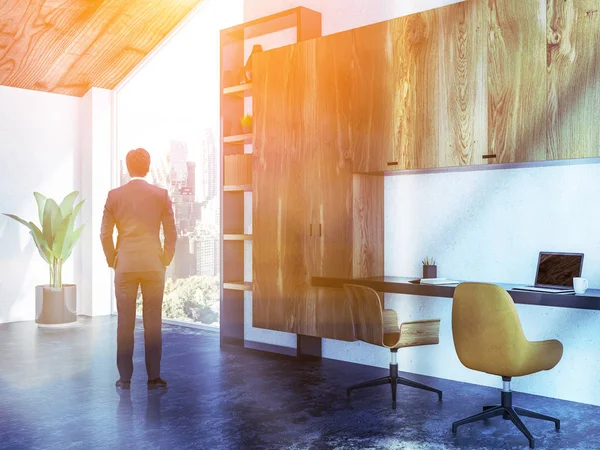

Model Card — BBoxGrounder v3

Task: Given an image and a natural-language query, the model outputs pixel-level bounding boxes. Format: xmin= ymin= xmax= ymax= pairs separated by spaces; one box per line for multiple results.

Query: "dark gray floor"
xmin=0 ymin=317 xmax=598 ymax=449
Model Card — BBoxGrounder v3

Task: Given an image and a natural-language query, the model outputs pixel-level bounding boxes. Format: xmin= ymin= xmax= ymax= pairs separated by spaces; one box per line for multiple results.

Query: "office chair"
xmin=343 ymin=284 xmax=442 ymax=409
xmin=451 ymin=282 xmax=563 ymax=449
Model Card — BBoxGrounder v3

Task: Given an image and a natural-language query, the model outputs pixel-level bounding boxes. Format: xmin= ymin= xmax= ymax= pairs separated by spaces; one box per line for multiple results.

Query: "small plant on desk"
xmin=422 ymin=256 xmax=437 ymax=279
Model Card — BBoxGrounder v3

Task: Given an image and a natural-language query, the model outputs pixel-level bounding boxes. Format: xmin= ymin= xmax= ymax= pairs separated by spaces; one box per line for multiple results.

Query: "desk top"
xmin=312 ymin=276 xmax=600 ymax=311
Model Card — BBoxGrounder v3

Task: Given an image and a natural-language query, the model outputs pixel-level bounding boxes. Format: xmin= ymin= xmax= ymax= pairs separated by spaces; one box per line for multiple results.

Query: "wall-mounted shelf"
xmin=223 ymin=83 xmax=253 ymax=97
xmin=223 ymin=281 xmax=253 ymax=291
xmin=224 ymin=234 xmax=253 ymax=241
xmin=223 ymin=134 xmax=253 ymax=145
xmin=223 ymin=184 xmax=252 ymax=192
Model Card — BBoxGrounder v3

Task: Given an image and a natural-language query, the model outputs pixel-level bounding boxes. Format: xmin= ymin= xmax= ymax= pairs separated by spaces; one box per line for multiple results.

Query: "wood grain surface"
xmin=0 ymin=0 xmax=200 ymax=96
xmin=253 ymin=42 xmax=312 ymax=333
xmin=488 ymin=0 xmax=547 ymax=163
xmin=396 ymin=319 xmax=440 ymax=348
xmin=438 ymin=0 xmax=488 ymax=166
xmin=253 ymin=37 xmax=384 ymax=340
xmin=547 ymin=0 xmax=600 ymax=160
xmin=389 ymin=9 xmax=442 ymax=170
xmin=352 ymin=175 xmax=384 ymax=279
xmin=348 ymin=22 xmax=396 ymax=173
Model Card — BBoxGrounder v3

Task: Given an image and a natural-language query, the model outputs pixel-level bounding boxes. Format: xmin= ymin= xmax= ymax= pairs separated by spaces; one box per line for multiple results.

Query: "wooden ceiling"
xmin=0 ymin=0 xmax=202 ymax=97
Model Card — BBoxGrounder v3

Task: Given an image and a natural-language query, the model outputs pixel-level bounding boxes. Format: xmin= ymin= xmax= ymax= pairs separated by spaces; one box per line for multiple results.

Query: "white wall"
xmin=244 ymin=0 xmax=463 ymax=35
xmin=79 ymin=88 xmax=115 ymax=317
xmin=0 ymin=85 xmax=114 ymax=323
xmin=0 ymin=86 xmax=80 ymax=323
xmin=243 ymin=0 xmax=600 ymax=406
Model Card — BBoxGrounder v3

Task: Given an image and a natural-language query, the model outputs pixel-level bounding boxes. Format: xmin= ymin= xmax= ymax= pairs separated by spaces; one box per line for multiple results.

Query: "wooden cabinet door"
xmin=438 ymin=0 xmax=488 ymax=167
xmin=347 ymin=23 xmax=398 ymax=173
xmin=307 ymin=40 xmax=356 ymax=341
xmin=547 ymin=0 xmax=600 ymax=160
xmin=253 ymin=42 xmax=316 ymax=334
xmin=487 ymin=0 xmax=547 ymax=164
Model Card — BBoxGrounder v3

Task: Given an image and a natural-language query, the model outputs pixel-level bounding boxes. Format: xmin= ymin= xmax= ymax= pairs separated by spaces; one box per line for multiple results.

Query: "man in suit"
xmin=100 ymin=148 xmax=177 ymax=391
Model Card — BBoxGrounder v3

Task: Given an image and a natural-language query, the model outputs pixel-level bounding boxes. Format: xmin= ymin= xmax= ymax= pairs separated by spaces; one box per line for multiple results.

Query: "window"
xmin=115 ymin=0 xmax=243 ymax=327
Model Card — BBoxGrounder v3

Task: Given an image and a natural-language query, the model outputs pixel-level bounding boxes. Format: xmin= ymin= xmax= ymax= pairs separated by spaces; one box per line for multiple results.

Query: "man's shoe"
xmin=147 ymin=377 xmax=168 ymax=390
xmin=116 ymin=379 xmax=131 ymax=390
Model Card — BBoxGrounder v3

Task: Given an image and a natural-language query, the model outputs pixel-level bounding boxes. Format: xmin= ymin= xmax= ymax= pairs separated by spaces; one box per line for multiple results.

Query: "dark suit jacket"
xmin=100 ymin=180 xmax=177 ymax=273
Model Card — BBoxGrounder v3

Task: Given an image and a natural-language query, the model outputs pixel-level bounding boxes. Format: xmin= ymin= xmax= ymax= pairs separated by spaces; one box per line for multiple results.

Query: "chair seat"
xmin=478 ymin=339 xmax=563 ymax=378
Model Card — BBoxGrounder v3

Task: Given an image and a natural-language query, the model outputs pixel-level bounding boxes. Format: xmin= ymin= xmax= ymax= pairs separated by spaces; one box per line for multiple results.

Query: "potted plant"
xmin=3 ymin=191 xmax=85 ymax=325
xmin=241 ymin=114 xmax=253 ymax=134
xmin=422 ymin=256 xmax=437 ymax=279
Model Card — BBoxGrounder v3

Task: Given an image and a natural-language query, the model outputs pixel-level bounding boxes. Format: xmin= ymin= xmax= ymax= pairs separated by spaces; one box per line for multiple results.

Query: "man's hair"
xmin=126 ymin=148 xmax=151 ymax=177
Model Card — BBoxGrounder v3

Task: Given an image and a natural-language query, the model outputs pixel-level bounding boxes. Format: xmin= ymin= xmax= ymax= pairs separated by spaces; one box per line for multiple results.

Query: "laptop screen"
xmin=535 ymin=252 xmax=584 ymax=287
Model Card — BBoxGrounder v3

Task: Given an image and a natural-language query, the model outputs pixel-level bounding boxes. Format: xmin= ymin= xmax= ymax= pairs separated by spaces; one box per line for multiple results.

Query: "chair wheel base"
xmin=453 ymin=403 xmax=558 ymax=449
xmin=346 ymin=373 xmax=442 ymax=410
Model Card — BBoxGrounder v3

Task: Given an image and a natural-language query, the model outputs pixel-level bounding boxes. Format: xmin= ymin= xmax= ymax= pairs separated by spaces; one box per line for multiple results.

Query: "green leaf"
xmin=33 ymin=192 xmax=47 ymax=226
xmin=62 ymin=224 xmax=85 ymax=261
xmin=42 ymin=199 xmax=62 ymax=249
xmin=59 ymin=191 xmax=79 ymax=217
xmin=60 ymin=201 xmax=84 ymax=260
xmin=29 ymin=223 xmax=53 ymax=264
xmin=51 ymin=214 xmax=72 ymax=259
xmin=2 ymin=213 xmax=31 ymax=230
xmin=70 ymin=200 xmax=84 ymax=228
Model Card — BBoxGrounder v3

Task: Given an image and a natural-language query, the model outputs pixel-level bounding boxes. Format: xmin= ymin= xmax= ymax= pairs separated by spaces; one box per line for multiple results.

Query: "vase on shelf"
xmin=242 ymin=44 xmax=263 ymax=83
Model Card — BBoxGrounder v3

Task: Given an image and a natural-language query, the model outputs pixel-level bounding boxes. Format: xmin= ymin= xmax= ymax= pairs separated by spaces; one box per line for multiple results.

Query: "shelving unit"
xmin=223 ymin=83 xmax=253 ymax=97
xmin=223 ymin=184 xmax=252 ymax=192
xmin=224 ymin=234 xmax=253 ymax=241
xmin=223 ymin=281 xmax=253 ymax=291
xmin=223 ymin=133 xmax=252 ymax=145
xmin=220 ymin=7 xmax=322 ymax=347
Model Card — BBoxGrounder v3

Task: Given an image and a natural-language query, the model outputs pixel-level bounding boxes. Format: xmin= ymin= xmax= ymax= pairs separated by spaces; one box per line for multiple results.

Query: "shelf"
xmin=223 ymin=134 xmax=252 ymax=145
xmin=223 ymin=184 xmax=252 ymax=192
xmin=223 ymin=281 xmax=253 ymax=291
xmin=223 ymin=83 xmax=252 ymax=97
xmin=221 ymin=7 xmax=321 ymax=44
xmin=224 ymin=234 xmax=253 ymax=241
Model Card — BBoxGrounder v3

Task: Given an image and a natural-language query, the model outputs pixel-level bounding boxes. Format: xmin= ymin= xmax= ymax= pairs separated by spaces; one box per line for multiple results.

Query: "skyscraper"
xmin=200 ymin=129 xmax=218 ymax=202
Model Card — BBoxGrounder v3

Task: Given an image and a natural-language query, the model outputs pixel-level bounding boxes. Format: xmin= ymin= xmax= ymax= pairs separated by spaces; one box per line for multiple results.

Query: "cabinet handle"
xmin=482 ymin=154 xmax=497 ymax=159
xmin=319 ymin=224 xmax=322 ymax=237
xmin=310 ymin=224 xmax=312 ymax=236
xmin=387 ymin=161 xmax=399 ymax=166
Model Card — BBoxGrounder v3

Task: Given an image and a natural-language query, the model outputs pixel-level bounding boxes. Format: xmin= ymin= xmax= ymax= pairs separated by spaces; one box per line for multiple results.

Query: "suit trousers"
xmin=115 ymin=270 xmax=166 ymax=381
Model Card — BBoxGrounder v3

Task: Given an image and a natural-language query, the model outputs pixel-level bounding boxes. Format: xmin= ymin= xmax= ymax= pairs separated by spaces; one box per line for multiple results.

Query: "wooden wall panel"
xmin=311 ymin=35 xmax=355 ymax=340
xmin=488 ymin=0 xmax=547 ymax=163
xmin=253 ymin=42 xmax=316 ymax=334
xmin=0 ymin=0 xmax=201 ymax=96
xmin=547 ymin=0 xmax=600 ymax=160
xmin=438 ymin=0 xmax=488 ymax=166
xmin=349 ymin=23 xmax=396 ymax=173
xmin=352 ymin=174 xmax=384 ymax=279
xmin=390 ymin=9 xmax=442 ymax=170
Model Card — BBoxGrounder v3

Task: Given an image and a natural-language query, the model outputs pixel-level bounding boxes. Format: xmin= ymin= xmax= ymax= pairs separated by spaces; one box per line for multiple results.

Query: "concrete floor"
xmin=0 ymin=316 xmax=598 ymax=449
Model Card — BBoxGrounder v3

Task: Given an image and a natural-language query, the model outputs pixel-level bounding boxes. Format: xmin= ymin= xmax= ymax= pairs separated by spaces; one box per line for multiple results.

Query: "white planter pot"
xmin=35 ymin=284 xmax=77 ymax=325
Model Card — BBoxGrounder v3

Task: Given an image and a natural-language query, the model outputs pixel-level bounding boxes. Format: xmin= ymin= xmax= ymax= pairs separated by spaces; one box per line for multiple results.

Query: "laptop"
xmin=512 ymin=252 xmax=584 ymax=294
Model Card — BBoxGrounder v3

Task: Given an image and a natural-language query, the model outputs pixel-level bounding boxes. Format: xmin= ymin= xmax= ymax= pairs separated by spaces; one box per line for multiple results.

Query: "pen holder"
xmin=423 ymin=265 xmax=437 ymax=279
